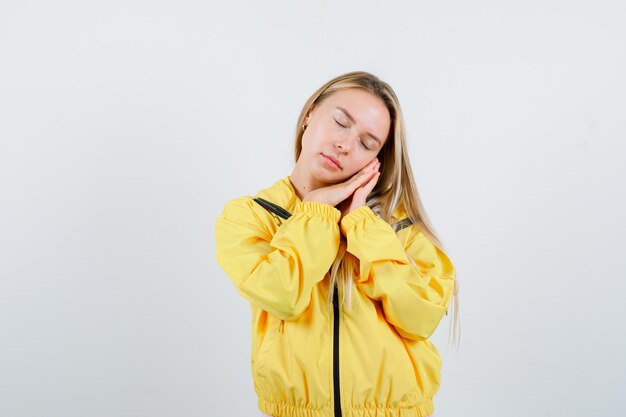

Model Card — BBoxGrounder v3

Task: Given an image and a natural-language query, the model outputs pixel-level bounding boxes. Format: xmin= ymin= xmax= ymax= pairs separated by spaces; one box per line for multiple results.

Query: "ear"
xmin=304 ymin=104 xmax=316 ymax=125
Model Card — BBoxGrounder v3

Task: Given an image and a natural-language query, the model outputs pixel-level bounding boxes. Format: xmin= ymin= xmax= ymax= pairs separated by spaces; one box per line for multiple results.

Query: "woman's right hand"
xmin=302 ymin=158 xmax=380 ymax=207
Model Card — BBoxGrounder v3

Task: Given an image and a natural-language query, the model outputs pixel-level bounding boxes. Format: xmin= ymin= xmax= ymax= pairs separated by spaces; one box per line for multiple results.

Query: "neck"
xmin=289 ymin=162 xmax=325 ymax=201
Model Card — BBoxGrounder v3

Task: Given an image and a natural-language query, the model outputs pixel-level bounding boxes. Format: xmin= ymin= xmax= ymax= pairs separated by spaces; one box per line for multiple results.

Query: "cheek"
xmin=355 ymin=157 xmax=373 ymax=172
xmin=300 ymin=131 xmax=317 ymax=153
xmin=304 ymin=128 xmax=331 ymax=152
xmin=342 ymin=163 xmax=364 ymax=179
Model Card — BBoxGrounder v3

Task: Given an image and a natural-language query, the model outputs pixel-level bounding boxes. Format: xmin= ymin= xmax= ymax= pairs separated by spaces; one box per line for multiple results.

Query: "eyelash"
xmin=334 ymin=119 xmax=371 ymax=150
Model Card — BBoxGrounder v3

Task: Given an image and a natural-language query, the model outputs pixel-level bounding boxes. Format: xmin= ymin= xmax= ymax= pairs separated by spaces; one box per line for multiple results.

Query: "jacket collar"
xmin=255 ymin=176 xmax=408 ymax=223
xmin=255 ymin=176 xmax=302 ymax=214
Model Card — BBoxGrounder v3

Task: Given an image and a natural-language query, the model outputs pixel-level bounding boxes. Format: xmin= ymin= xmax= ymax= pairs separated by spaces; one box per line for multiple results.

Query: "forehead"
xmin=322 ymin=88 xmax=387 ymax=114
xmin=321 ymin=88 xmax=391 ymax=141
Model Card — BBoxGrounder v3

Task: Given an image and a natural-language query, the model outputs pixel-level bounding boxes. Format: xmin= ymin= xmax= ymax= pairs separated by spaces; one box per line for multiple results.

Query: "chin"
xmin=311 ymin=168 xmax=344 ymax=185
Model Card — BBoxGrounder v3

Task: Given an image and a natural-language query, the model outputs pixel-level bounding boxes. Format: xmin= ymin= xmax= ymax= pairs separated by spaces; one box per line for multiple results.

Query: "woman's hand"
xmin=336 ymin=163 xmax=380 ymax=218
xmin=303 ymin=158 xmax=381 ymax=216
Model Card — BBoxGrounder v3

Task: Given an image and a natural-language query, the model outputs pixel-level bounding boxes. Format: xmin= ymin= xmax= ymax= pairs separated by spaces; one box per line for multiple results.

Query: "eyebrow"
xmin=336 ymin=106 xmax=383 ymax=146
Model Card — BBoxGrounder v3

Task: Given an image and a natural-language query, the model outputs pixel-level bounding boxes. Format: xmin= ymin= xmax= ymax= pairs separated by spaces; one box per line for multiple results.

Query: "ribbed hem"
xmin=340 ymin=205 xmax=379 ymax=234
xmin=344 ymin=400 xmax=434 ymax=417
xmin=259 ymin=398 xmax=434 ymax=417
xmin=259 ymin=398 xmax=330 ymax=417
xmin=292 ymin=201 xmax=341 ymax=223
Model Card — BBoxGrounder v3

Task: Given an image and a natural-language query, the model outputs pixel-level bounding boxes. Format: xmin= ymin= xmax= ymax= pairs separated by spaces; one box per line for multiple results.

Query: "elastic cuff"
xmin=340 ymin=205 xmax=379 ymax=234
xmin=292 ymin=201 xmax=341 ymax=223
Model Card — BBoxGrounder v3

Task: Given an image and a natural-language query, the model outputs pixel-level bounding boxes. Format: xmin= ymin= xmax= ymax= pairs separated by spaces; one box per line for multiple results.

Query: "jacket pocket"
xmin=253 ymin=316 xmax=282 ymax=389
xmin=407 ymin=339 xmax=443 ymax=399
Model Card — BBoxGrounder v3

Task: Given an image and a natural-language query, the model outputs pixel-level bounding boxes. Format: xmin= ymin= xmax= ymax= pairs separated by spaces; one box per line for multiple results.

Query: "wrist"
xmin=340 ymin=205 xmax=378 ymax=234
xmin=293 ymin=201 xmax=341 ymax=222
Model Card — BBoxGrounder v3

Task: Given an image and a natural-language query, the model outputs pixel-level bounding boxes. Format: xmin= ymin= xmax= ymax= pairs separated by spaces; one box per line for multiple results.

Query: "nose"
xmin=334 ymin=137 xmax=352 ymax=153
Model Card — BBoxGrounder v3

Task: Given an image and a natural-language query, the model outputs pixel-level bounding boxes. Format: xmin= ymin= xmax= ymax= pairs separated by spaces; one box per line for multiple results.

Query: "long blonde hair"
xmin=294 ymin=71 xmax=460 ymax=349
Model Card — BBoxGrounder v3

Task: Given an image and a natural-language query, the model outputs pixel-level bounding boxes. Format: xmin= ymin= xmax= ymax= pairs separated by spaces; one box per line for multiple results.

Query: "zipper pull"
xmin=271 ymin=212 xmax=283 ymax=226
xmin=333 ymin=285 xmax=341 ymax=310
xmin=278 ymin=320 xmax=284 ymax=333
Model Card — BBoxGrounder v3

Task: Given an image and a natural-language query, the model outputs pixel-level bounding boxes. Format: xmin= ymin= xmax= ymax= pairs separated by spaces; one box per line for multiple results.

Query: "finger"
xmin=343 ymin=171 xmax=371 ymax=193
xmin=353 ymin=158 xmax=378 ymax=177
xmin=342 ymin=161 xmax=377 ymax=190
xmin=348 ymin=171 xmax=378 ymax=194
xmin=355 ymin=171 xmax=380 ymax=199
xmin=335 ymin=161 xmax=379 ymax=202
xmin=333 ymin=172 xmax=371 ymax=203
xmin=367 ymin=171 xmax=381 ymax=190
xmin=363 ymin=158 xmax=379 ymax=173
xmin=353 ymin=169 xmax=378 ymax=189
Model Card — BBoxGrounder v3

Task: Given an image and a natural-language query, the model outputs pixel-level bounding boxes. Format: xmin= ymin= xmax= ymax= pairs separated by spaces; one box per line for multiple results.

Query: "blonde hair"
xmin=294 ymin=71 xmax=460 ymax=349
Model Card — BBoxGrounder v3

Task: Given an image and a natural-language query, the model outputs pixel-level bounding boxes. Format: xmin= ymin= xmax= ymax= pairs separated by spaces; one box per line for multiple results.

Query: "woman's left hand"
xmin=338 ymin=161 xmax=381 ymax=219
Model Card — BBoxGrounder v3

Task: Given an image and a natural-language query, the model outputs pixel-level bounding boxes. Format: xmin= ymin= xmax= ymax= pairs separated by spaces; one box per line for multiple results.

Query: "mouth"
xmin=321 ymin=153 xmax=342 ymax=170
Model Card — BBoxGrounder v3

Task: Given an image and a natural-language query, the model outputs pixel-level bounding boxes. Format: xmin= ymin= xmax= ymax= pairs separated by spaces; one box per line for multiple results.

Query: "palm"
xmin=337 ymin=194 xmax=355 ymax=218
xmin=338 ymin=187 xmax=367 ymax=219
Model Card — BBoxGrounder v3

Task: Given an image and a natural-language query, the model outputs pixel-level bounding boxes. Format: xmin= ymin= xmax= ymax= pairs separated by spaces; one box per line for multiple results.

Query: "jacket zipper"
xmin=332 ymin=287 xmax=342 ymax=417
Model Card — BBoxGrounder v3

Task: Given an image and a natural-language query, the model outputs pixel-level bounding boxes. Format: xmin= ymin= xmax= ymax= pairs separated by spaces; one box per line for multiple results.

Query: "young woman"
xmin=215 ymin=71 xmax=460 ymax=417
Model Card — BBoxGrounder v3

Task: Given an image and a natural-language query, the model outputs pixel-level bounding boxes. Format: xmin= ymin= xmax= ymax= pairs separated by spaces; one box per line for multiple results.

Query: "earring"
xmin=302 ymin=123 xmax=307 ymax=131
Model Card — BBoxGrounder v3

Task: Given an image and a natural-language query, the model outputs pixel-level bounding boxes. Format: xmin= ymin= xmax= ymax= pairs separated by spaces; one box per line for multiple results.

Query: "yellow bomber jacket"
xmin=215 ymin=176 xmax=455 ymax=417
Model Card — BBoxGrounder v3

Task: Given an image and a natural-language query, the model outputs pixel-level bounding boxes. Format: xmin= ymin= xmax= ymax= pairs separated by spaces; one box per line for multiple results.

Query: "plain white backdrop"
xmin=1 ymin=1 xmax=625 ymax=416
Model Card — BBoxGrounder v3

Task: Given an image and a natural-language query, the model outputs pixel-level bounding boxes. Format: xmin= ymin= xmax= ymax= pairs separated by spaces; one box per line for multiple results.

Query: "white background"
xmin=1 ymin=1 xmax=625 ymax=416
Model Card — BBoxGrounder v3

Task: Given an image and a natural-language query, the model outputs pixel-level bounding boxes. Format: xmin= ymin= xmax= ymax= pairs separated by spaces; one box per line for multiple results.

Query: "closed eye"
xmin=334 ymin=118 xmax=373 ymax=150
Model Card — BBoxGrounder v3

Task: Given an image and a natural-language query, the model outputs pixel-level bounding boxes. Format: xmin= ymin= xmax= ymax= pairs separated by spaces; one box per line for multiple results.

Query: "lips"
xmin=321 ymin=153 xmax=342 ymax=169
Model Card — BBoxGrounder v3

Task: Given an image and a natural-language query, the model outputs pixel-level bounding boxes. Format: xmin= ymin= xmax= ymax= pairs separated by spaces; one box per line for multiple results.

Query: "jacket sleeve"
xmin=215 ymin=197 xmax=341 ymax=321
xmin=340 ymin=205 xmax=455 ymax=341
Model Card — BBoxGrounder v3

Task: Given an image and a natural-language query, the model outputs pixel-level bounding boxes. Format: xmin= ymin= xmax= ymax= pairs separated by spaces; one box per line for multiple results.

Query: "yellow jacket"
xmin=215 ymin=176 xmax=455 ymax=417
